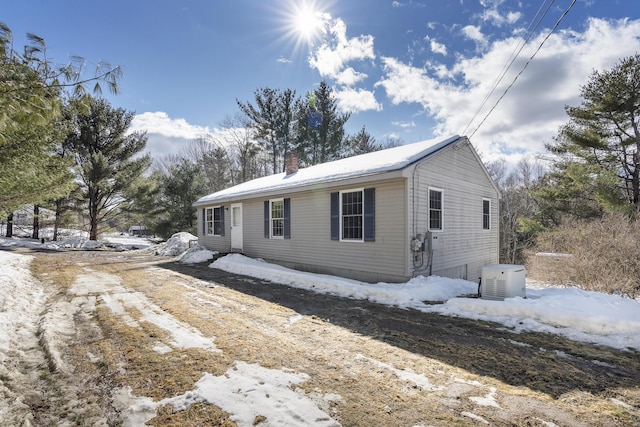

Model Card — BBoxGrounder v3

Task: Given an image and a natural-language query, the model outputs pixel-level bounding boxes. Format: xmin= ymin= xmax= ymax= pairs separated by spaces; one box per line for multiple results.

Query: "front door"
xmin=230 ymin=203 xmax=243 ymax=252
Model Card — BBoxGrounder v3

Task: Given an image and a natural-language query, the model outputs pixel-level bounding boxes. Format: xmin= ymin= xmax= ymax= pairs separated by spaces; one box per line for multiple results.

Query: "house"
xmin=12 ymin=205 xmax=56 ymax=227
xmin=194 ymin=135 xmax=499 ymax=283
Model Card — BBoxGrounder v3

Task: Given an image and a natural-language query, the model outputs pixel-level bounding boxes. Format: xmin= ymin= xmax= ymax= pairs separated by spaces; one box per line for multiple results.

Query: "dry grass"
xmin=20 ymin=250 xmax=640 ymax=426
xmin=148 ymin=403 xmax=237 ymax=426
xmin=527 ymin=213 xmax=640 ymax=298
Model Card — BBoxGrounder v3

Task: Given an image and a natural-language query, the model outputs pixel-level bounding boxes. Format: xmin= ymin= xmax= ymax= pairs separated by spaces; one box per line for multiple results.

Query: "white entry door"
xmin=230 ymin=203 xmax=243 ymax=252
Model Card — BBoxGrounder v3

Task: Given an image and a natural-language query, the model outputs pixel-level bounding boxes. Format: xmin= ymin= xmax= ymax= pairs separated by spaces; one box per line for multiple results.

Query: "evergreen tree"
xmin=294 ymin=81 xmax=351 ymax=165
xmin=0 ymin=22 xmax=120 ymax=221
xmin=544 ymin=54 xmax=640 ymax=215
xmin=66 ymin=97 xmax=150 ymax=240
xmin=154 ymin=159 xmax=208 ymax=238
xmin=120 ymin=172 xmax=162 ymax=237
xmin=346 ymin=125 xmax=379 ymax=156
xmin=202 ymin=146 xmax=232 ymax=193
xmin=237 ymin=87 xmax=297 ymax=174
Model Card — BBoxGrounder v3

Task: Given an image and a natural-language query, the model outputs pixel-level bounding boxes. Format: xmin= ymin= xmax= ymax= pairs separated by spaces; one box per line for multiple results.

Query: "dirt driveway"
xmin=7 ymin=248 xmax=640 ymax=426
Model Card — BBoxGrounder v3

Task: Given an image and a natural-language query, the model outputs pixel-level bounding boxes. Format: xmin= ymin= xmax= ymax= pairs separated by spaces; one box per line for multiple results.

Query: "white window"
xmin=341 ymin=189 xmax=364 ymax=241
xmin=428 ymin=188 xmax=443 ymax=231
xmin=482 ymin=198 xmax=491 ymax=230
xmin=205 ymin=206 xmax=223 ymax=236
xmin=270 ymin=199 xmax=284 ymax=238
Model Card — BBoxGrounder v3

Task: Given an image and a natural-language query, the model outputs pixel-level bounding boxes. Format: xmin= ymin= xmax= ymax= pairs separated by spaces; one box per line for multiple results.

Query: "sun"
xmin=278 ymin=0 xmax=331 ymax=54
xmin=293 ymin=5 xmax=324 ymax=43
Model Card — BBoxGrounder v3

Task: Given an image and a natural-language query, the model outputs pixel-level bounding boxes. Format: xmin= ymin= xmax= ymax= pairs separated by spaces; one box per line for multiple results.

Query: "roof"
xmin=195 ymin=134 xmax=462 ymax=206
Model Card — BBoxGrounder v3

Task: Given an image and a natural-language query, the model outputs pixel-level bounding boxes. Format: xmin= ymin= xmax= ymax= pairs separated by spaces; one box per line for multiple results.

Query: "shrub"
xmin=526 ymin=213 xmax=640 ymax=298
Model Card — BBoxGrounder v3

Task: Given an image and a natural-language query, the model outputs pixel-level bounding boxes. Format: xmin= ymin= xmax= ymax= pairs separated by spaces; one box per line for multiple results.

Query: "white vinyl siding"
xmin=196 ymin=138 xmax=499 ymax=282
xmin=237 ymin=178 xmax=406 ymax=283
xmin=198 ymin=207 xmax=231 ymax=252
xmin=408 ymin=143 xmax=499 ymax=280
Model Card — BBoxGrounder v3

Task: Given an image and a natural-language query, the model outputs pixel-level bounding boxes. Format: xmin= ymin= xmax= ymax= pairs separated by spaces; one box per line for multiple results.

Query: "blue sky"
xmin=3 ymin=0 xmax=640 ymax=165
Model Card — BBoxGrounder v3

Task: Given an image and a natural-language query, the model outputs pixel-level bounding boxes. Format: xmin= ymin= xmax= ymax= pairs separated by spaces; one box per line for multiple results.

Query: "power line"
xmin=467 ymin=0 xmax=578 ymax=139
xmin=462 ymin=0 xmax=556 ymax=136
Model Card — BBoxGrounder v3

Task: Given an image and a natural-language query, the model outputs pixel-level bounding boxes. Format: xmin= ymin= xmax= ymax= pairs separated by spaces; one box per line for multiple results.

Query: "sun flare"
xmin=294 ymin=6 xmax=323 ymax=42
xmin=278 ymin=0 xmax=331 ymax=54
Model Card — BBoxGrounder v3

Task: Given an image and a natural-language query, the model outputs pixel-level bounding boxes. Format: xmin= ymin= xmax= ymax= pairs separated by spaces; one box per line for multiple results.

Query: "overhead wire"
xmin=465 ymin=0 xmax=578 ymax=139
xmin=461 ymin=0 xmax=556 ymax=136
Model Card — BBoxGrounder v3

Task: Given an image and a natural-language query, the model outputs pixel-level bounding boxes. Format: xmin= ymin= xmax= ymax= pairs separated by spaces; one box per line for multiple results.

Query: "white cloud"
xmin=130 ymin=112 xmax=211 ymax=140
xmin=376 ymin=18 xmax=640 ymax=164
xmin=308 ymin=17 xmax=375 ymax=81
xmin=392 ymin=120 xmax=416 ymax=128
xmin=375 ymin=57 xmax=442 ymax=108
xmin=478 ymin=0 xmax=521 ymax=26
xmin=334 ymin=87 xmax=382 ymax=113
xmin=130 ymin=112 xmax=243 ymax=160
xmin=462 ymin=25 xmax=488 ymax=48
xmin=428 ymin=37 xmax=448 ymax=55
xmin=335 ymin=67 xmax=368 ymax=86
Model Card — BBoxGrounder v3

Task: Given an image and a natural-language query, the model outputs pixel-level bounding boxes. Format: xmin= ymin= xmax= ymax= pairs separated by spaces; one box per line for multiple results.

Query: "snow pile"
xmin=177 ymin=245 xmax=217 ymax=264
xmin=0 ymin=251 xmax=50 ymax=425
xmin=0 ymin=234 xmax=153 ymax=252
xmin=149 ymin=232 xmax=197 ymax=256
xmin=211 ymin=254 xmax=640 ymax=351
xmin=212 ymin=254 xmax=475 ymax=304
xmin=115 ymin=362 xmax=340 ymax=427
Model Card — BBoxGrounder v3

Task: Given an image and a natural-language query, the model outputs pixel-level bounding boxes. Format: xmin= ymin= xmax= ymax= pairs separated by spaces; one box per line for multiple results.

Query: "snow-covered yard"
xmin=1 ymin=233 xmax=639 ymax=426
xmin=207 ymin=253 xmax=640 ymax=352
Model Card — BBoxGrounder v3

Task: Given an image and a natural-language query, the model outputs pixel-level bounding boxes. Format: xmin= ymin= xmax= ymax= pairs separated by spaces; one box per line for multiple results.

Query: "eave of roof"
xmin=194 ymin=135 xmax=461 ymax=206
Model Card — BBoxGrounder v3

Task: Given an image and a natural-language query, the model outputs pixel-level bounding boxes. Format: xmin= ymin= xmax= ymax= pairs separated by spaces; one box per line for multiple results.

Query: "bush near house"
xmin=526 ymin=213 xmax=640 ymax=298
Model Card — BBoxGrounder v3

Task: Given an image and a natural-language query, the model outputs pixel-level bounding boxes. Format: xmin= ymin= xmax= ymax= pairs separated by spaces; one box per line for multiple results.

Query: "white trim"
xmin=204 ymin=206 xmax=224 ymax=236
xmin=269 ymin=198 xmax=285 ymax=239
xmin=339 ymin=188 xmax=365 ymax=242
xmin=428 ymin=187 xmax=444 ymax=232
xmin=482 ymin=198 xmax=491 ymax=230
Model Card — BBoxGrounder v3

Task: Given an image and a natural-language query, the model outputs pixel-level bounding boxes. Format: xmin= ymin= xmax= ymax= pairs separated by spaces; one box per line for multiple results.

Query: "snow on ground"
xmin=211 ymin=254 xmax=640 ymax=352
xmin=177 ymin=244 xmax=217 ymax=264
xmin=145 ymin=231 xmax=197 ymax=256
xmin=2 ymin=233 xmax=640 ymax=425
xmin=0 ymin=230 xmax=155 ymax=251
xmin=114 ymin=362 xmax=340 ymax=427
xmin=0 ymin=250 xmax=51 ymax=425
xmin=0 ymin=238 xmax=338 ymax=426
xmin=68 ymin=269 xmax=218 ymax=352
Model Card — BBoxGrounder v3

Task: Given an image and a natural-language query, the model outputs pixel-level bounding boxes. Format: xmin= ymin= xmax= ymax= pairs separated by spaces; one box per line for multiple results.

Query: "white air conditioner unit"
xmin=481 ymin=264 xmax=526 ymax=301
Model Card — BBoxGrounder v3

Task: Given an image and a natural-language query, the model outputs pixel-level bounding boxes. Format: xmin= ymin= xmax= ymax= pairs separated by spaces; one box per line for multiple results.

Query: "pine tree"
xmin=294 ymin=81 xmax=351 ymax=165
xmin=346 ymin=125 xmax=379 ymax=156
xmin=66 ymin=97 xmax=150 ymax=240
xmin=544 ymin=54 xmax=640 ymax=215
xmin=237 ymin=87 xmax=297 ymax=173
xmin=0 ymin=22 xmax=120 ymax=220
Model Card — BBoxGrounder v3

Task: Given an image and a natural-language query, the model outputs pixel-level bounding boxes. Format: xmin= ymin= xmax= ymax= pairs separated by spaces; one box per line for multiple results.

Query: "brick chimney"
xmin=284 ymin=152 xmax=299 ymax=175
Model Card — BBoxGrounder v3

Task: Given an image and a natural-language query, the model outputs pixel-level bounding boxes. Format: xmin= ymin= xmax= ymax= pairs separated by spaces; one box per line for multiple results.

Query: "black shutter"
xmin=202 ymin=208 xmax=206 ymax=235
xmin=220 ymin=206 xmax=225 ymax=236
xmin=364 ymin=188 xmax=375 ymax=242
xmin=330 ymin=192 xmax=339 ymax=240
xmin=264 ymin=200 xmax=269 ymax=238
xmin=284 ymin=198 xmax=291 ymax=239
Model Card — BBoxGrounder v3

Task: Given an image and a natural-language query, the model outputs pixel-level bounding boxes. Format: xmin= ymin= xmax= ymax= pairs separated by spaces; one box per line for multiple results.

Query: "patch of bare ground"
xmin=16 ymin=248 xmax=640 ymax=426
